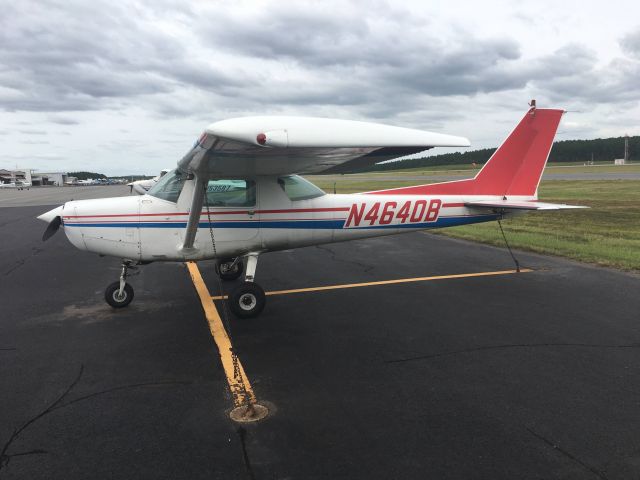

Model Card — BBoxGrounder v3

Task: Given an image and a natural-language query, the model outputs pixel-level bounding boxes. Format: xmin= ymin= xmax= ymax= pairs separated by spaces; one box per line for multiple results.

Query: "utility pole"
xmin=624 ymin=134 xmax=629 ymax=164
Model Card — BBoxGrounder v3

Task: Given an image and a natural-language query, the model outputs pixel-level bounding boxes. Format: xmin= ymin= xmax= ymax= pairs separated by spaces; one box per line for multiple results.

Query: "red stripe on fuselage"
xmin=63 ymin=206 xmax=351 ymax=219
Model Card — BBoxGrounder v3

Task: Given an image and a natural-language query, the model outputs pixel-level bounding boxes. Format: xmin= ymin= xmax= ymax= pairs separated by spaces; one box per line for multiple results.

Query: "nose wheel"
xmin=105 ymin=281 xmax=134 ymax=308
xmin=105 ymin=261 xmax=136 ymax=308
xmin=215 ymin=257 xmax=244 ymax=281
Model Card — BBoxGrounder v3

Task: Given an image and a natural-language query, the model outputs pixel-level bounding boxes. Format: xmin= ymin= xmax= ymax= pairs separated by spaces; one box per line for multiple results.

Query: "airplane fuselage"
xmin=58 ymin=175 xmax=505 ymax=262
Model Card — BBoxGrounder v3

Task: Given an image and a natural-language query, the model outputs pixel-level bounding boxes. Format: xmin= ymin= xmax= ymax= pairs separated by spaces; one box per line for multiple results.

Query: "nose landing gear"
xmin=215 ymin=257 xmax=244 ymax=281
xmin=105 ymin=261 xmax=136 ymax=308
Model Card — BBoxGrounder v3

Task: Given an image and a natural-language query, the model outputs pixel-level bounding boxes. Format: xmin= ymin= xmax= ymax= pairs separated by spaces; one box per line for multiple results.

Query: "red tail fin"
xmin=368 ymin=107 xmax=564 ymax=197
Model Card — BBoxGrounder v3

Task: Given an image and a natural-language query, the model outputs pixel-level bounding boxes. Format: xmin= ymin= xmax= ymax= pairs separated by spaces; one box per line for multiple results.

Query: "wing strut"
xmin=182 ymin=177 xmax=205 ymax=252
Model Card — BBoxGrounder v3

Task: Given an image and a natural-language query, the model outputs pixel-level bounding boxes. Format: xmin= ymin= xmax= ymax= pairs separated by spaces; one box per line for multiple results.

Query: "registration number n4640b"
xmin=344 ymin=199 xmax=442 ymax=228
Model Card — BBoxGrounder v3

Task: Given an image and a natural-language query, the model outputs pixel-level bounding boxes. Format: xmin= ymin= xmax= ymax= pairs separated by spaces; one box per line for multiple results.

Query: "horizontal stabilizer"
xmin=465 ymin=200 xmax=588 ymax=211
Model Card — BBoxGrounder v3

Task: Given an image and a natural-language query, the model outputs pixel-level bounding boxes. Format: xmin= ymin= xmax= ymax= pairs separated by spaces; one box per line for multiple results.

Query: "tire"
xmin=229 ymin=282 xmax=265 ymax=318
xmin=215 ymin=258 xmax=244 ymax=281
xmin=105 ymin=281 xmax=134 ymax=308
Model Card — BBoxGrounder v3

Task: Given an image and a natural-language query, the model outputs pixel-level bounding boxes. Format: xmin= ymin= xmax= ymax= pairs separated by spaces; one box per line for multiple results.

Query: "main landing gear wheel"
xmin=215 ymin=258 xmax=244 ymax=281
xmin=229 ymin=282 xmax=265 ymax=319
xmin=105 ymin=281 xmax=134 ymax=308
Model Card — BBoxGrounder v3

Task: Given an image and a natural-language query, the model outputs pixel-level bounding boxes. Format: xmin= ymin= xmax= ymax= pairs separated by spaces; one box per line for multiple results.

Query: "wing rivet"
xmin=256 ymin=133 xmax=267 ymax=145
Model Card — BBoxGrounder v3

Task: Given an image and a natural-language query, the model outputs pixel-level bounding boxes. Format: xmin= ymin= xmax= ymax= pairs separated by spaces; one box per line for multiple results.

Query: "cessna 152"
xmin=37 ymin=103 xmax=583 ymax=318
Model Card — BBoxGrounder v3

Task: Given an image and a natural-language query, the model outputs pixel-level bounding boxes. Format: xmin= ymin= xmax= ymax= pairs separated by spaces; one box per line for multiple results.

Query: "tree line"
xmin=350 ymin=135 xmax=639 ymax=172
xmin=68 ymin=171 xmax=153 ymax=181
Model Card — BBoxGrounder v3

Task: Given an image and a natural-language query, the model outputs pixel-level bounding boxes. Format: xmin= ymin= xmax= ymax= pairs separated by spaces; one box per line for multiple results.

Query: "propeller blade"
xmin=42 ymin=216 xmax=62 ymax=241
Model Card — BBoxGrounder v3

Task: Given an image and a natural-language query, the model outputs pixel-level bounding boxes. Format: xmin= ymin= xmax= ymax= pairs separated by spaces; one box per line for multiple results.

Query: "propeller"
xmin=42 ymin=216 xmax=62 ymax=241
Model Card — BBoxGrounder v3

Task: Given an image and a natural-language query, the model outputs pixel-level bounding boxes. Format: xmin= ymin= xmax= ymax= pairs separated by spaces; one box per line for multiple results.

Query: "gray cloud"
xmin=1 ymin=0 xmax=639 ymax=175
xmin=531 ymin=44 xmax=640 ymax=104
xmin=2 ymin=0 xmax=638 ymax=120
xmin=621 ymin=28 xmax=640 ymax=58
xmin=48 ymin=115 xmax=80 ymax=125
xmin=18 ymin=129 xmax=47 ymax=135
xmin=197 ymin=3 xmax=524 ymax=99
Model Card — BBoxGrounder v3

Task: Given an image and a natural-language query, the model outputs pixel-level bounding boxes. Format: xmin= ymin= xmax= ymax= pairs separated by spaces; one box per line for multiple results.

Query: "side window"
xmin=205 ymin=179 xmax=256 ymax=207
xmin=277 ymin=175 xmax=326 ymax=201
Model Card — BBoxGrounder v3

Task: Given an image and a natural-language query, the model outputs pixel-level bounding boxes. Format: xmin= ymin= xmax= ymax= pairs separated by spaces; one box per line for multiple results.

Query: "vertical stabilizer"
xmin=367 ymin=106 xmax=564 ymax=198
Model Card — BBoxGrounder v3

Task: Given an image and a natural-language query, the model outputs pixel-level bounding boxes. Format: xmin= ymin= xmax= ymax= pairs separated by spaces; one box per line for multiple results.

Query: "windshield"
xmin=147 ymin=169 xmax=185 ymax=203
xmin=277 ymin=175 xmax=325 ymax=201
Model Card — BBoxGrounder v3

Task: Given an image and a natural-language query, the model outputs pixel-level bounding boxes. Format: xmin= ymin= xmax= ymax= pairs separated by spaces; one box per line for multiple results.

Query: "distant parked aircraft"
xmin=128 ymin=169 xmax=171 ymax=195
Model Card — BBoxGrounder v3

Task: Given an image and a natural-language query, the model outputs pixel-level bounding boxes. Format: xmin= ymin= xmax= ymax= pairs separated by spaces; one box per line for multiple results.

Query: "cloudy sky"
xmin=1 ymin=0 xmax=639 ymax=176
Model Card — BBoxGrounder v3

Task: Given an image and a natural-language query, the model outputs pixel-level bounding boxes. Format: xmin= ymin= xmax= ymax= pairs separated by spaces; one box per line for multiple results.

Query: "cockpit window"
xmin=147 ymin=169 xmax=185 ymax=203
xmin=277 ymin=175 xmax=325 ymax=201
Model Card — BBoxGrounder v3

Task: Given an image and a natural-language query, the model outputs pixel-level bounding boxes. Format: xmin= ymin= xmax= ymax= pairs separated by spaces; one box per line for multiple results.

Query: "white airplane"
xmin=38 ymin=103 xmax=584 ymax=318
xmin=128 ymin=168 xmax=171 ymax=195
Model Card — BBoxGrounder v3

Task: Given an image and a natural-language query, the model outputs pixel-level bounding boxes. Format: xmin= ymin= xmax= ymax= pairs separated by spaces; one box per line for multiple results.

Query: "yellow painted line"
xmin=211 ymin=268 xmax=532 ymax=300
xmin=186 ymin=261 xmax=256 ymax=407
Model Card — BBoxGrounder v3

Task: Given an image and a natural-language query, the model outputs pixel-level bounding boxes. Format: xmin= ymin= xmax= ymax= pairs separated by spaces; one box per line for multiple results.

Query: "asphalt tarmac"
xmin=2 ymin=203 xmax=640 ymax=479
xmin=0 ymin=185 xmax=131 ymax=207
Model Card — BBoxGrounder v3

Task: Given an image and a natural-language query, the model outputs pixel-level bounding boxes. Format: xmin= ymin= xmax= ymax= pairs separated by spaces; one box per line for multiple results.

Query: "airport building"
xmin=0 ymin=169 xmax=27 ymax=185
xmin=0 ymin=168 xmax=69 ymax=186
xmin=35 ymin=172 xmax=69 ymax=186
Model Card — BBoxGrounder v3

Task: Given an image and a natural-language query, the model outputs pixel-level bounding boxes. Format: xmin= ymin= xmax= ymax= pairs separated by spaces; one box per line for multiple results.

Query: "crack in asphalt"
xmin=0 ymin=365 xmax=84 ymax=474
xmin=315 ymin=244 xmax=374 ymax=273
xmin=3 ymin=247 xmax=44 ymax=276
xmin=236 ymin=427 xmax=256 ymax=480
xmin=0 ymin=364 xmax=192 ymax=476
xmin=384 ymin=343 xmax=640 ymax=364
xmin=600 ymin=446 xmax=640 ymax=472
xmin=526 ymin=427 xmax=609 ymax=480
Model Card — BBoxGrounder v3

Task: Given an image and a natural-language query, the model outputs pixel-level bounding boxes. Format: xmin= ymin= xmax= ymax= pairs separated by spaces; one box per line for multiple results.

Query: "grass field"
xmin=439 ymin=180 xmax=640 ymax=272
xmin=306 ymin=174 xmax=640 ymax=271
xmin=374 ymin=162 xmax=640 ymax=175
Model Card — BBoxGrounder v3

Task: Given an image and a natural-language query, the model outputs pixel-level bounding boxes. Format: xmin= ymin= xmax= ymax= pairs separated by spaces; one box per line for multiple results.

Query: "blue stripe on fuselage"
xmin=63 ymin=214 xmax=499 ymax=230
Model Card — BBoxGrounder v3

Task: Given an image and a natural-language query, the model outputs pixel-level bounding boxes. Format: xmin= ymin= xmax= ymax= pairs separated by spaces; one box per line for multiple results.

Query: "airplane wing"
xmin=177 ymin=115 xmax=469 ymax=253
xmin=465 ymin=200 xmax=588 ymax=211
xmin=178 ymin=116 xmax=470 ymax=176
